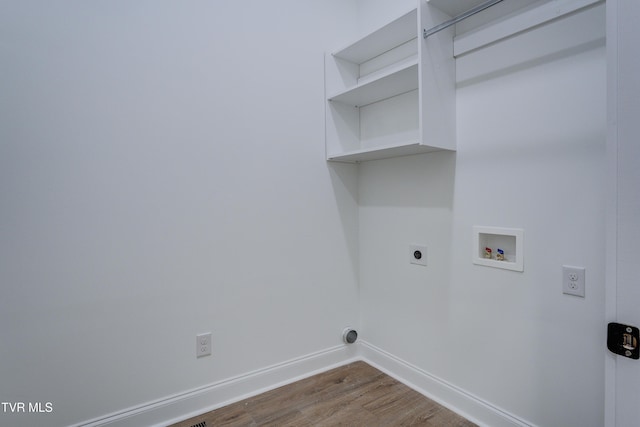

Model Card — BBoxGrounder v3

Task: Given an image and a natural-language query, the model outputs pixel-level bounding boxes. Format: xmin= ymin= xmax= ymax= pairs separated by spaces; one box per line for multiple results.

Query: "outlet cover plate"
xmin=562 ymin=265 xmax=585 ymax=297
xmin=196 ymin=333 xmax=212 ymax=358
xmin=410 ymin=244 xmax=427 ymax=266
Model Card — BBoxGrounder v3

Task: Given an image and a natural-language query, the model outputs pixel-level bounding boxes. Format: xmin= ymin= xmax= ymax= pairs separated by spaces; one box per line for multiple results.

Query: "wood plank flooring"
xmin=169 ymin=361 xmax=477 ymax=427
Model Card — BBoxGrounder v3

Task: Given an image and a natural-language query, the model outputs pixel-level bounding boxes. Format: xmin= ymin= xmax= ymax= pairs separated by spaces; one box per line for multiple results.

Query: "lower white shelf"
xmin=327 ymin=141 xmax=446 ymax=163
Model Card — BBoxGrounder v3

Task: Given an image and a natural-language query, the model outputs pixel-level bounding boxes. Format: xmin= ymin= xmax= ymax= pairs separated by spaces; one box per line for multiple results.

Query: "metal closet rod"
xmin=423 ymin=0 xmax=504 ymax=39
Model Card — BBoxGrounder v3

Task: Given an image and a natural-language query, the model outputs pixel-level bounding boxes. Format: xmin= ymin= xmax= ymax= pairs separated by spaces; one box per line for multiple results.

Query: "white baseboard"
xmin=358 ymin=340 xmax=535 ymax=427
xmin=73 ymin=344 xmax=359 ymax=427
xmin=73 ymin=341 xmax=534 ymax=427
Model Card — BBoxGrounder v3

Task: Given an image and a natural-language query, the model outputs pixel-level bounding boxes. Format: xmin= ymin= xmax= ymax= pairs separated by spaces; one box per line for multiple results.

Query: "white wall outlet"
xmin=410 ymin=244 xmax=427 ymax=266
xmin=196 ymin=332 xmax=212 ymax=358
xmin=562 ymin=266 xmax=585 ymax=297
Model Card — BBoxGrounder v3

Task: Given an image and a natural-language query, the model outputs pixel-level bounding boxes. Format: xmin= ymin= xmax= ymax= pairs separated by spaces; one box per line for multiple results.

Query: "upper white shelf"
xmin=427 ymin=0 xmax=494 ymax=17
xmin=332 ymin=8 xmax=417 ymax=64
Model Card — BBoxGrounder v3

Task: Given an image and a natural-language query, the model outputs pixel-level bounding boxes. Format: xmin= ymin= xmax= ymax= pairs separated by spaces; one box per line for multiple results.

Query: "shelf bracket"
xmin=423 ymin=0 xmax=504 ymax=39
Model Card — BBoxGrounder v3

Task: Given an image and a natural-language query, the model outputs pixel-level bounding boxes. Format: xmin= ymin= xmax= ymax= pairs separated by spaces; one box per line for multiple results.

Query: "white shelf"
xmin=327 ymin=141 xmax=441 ymax=163
xmin=328 ymin=59 xmax=418 ymax=107
xmin=325 ymin=0 xmax=567 ymax=163
xmin=427 ymin=0 xmax=492 ymax=17
xmin=333 ymin=8 xmax=418 ymax=64
xmin=324 ymin=0 xmax=456 ymax=163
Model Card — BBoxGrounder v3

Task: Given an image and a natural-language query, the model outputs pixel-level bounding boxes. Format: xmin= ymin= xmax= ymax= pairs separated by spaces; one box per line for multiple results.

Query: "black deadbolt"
xmin=414 ymin=250 xmax=422 ymax=260
xmin=608 ymin=322 xmax=639 ymax=359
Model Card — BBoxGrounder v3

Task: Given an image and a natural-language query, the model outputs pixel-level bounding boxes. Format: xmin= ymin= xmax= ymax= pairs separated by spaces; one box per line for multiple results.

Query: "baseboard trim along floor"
xmin=72 ymin=341 xmax=535 ymax=427
xmin=358 ymin=340 xmax=535 ymax=427
xmin=71 ymin=345 xmax=359 ymax=427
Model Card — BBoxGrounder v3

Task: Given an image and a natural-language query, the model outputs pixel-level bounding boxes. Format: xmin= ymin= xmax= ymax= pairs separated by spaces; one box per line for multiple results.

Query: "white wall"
xmin=0 ymin=1 xmax=610 ymax=426
xmin=358 ymin=2 xmax=606 ymax=426
xmin=355 ymin=0 xmax=415 ymax=35
xmin=0 ymin=1 xmax=359 ymax=426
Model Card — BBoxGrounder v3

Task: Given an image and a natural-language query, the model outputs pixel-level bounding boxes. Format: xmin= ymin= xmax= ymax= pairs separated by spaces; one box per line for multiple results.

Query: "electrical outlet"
xmin=563 ymin=266 xmax=585 ymax=297
xmin=196 ymin=333 xmax=212 ymax=358
xmin=410 ymin=244 xmax=427 ymax=266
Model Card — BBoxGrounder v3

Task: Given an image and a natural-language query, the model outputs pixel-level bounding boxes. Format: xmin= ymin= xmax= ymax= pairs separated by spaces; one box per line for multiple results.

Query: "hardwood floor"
xmin=169 ymin=361 xmax=477 ymax=427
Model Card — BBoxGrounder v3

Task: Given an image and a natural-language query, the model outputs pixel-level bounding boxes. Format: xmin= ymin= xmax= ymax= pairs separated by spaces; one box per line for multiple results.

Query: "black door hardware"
xmin=607 ymin=322 xmax=639 ymax=359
